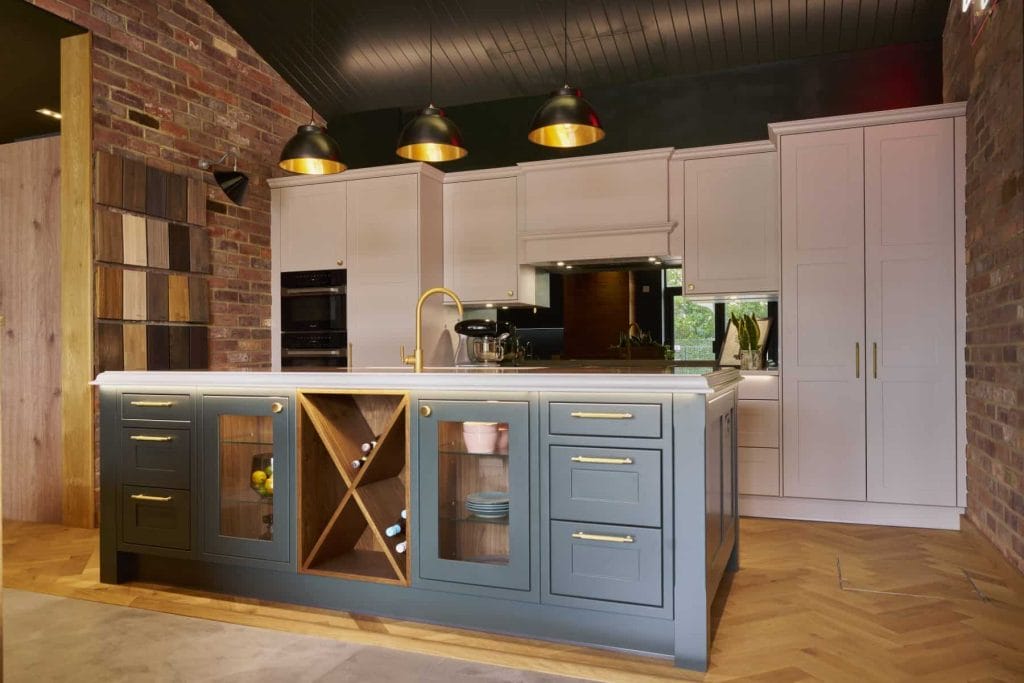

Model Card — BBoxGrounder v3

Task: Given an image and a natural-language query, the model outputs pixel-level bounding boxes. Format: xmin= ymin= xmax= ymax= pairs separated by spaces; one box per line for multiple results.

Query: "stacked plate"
xmin=465 ymin=491 xmax=509 ymax=519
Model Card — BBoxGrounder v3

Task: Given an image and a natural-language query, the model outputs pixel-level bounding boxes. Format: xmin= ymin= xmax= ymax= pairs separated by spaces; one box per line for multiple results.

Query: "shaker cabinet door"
xmin=279 ymin=182 xmax=347 ymax=272
xmin=444 ymin=176 xmax=519 ymax=304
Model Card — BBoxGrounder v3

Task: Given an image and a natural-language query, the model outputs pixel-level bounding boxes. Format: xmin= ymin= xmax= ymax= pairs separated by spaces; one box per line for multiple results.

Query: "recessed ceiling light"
xmin=36 ymin=108 xmax=62 ymax=120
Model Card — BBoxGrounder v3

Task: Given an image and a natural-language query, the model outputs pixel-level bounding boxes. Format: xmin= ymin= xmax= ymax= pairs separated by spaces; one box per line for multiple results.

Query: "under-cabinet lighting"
xmin=556 ymin=261 xmax=565 ymax=266
xmin=565 ymin=265 xmax=573 ymax=269
xmin=501 ymin=306 xmax=509 ymax=310
xmin=648 ymin=257 xmax=657 ymax=262
xmin=485 ymin=303 xmax=494 ymax=308
xmin=36 ymin=108 xmax=62 ymax=120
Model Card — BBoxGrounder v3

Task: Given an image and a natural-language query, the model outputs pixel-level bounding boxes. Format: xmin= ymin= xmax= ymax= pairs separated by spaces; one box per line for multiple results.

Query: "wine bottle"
xmin=385 ymin=520 xmax=404 ymax=538
xmin=395 ymin=541 xmax=407 ymax=554
xmin=400 ymin=508 xmax=407 ymax=520
xmin=359 ymin=436 xmax=380 ymax=454
xmin=351 ymin=454 xmax=368 ymax=469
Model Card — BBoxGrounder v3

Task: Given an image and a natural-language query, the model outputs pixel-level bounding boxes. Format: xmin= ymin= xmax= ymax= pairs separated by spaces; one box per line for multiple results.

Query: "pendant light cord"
xmin=308 ymin=0 xmax=316 ymax=124
xmin=429 ymin=15 xmax=434 ymax=106
xmin=563 ymin=0 xmax=568 ymax=86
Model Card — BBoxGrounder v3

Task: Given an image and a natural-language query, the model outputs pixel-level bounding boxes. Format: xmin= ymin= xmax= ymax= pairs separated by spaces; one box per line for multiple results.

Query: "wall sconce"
xmin=198 ymin=149 xmax=249 ymax=205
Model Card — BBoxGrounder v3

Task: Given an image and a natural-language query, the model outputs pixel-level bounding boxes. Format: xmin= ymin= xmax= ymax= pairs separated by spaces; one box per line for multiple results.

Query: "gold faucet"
xmin=401 ymin=287 xmax=464 ymax=373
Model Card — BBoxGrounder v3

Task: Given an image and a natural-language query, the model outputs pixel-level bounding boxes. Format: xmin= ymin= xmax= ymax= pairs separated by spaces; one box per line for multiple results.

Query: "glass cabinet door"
xmin=419 ymin=400 xmax=530 ymax=591
xmin=202 ymin=395 xmax=291 ymax=564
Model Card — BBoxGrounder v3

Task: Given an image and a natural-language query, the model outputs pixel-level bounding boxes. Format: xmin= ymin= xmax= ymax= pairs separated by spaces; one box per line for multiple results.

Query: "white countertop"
xmin=92 ymin=366 xmax=741 ymax=394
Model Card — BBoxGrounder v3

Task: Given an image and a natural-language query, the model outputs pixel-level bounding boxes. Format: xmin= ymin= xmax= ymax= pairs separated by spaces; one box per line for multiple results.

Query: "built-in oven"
xmin=280 ymin=269 xmax=347 ymax=368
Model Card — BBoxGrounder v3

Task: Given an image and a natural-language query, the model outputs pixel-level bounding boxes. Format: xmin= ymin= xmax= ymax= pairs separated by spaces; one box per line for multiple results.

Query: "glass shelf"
xmin=440 ymin=512 xmax=510 ymax=526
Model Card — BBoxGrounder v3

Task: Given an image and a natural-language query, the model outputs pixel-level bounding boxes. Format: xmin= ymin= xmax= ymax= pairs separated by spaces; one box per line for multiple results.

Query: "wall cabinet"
xmin=201 ymin=394 xmax=292 ymax=564
xmin=418 ymin=398 xmax=532 ymax=593
xmin=679 ymin=150 xmax=779 ymax=295
xmin=443 ymin=172 xmax=546 ymax=307
xmin=277 ymin=182 xmax=347 ymax=272
xmin=779 ymin=118 xmax=958 ymax=507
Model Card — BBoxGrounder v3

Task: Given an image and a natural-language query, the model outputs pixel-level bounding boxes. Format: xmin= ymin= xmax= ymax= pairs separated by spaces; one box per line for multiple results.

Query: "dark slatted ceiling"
xmin=205 ymin=0 xmax=947 ymax=119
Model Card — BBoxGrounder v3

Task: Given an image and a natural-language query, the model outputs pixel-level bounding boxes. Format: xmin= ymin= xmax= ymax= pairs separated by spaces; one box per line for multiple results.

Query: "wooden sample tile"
xmin=121 ymin=214 xmax=148 ymax=266
xmin=188 ymin=276 xmax=210 ymax=323
xmin=94 ymin=265 xmax=123 ymax=320
xmin=187 ymin=176 xmax=207 ymax=226
xmin=189 ymin=227 xmax=212 ymax=274
xmin=96 ymin=322 xmax=124 ymax=372
xmin=168 ymin=274 xmax=190 ymax=322
xmin=146 ymin=325 xmax=170 ymax=370
xmin=146 ymin=218 xmax=169 ymax=269
xmin=122 ymin=157 xmax=147 ymax=213
xmin=146 ymin=166 xmax=169 ymax=219
xmin=122 ymin=269 xmax=148 ymax=321
xmin=122 ymin=323 xmax=148 ymax=370
xmin=168 ymin=223 xmax=191 ymax=271
xmin=146 ymin=272 xmax=168 ymax=322
xmin=166 ymin=173 xmax=188 ymax=222
xmin=94 ymin=209 xmax=123 ymax=264
xmin=95 ymin=151 xmax=123 ymax=207
xmin=189 ymin=326 xmax=209 ymax=369
xmin=169 ymin=325 xmax=190 ymax=369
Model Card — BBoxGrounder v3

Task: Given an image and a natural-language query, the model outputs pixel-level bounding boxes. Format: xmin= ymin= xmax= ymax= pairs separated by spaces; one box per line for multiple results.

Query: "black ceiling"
xmin=0 ymin=0 xmax=86 ymax=144
xmin=206 ymin=0 xmax=948 ymax=120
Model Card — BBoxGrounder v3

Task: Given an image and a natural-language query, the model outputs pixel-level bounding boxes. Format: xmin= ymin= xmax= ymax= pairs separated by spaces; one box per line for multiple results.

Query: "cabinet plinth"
xmin=297 ymin=391 xmax=410 ymax=585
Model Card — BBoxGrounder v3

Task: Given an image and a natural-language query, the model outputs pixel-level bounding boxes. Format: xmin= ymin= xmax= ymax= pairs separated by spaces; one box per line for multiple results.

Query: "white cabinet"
xmin=680 ymin=150 xmax=779 ymax=295
xmin=278 ymin=182 xmax=347 ymax=272
xmin=442 ymin=171 xmax=546 ymax=307
xmin=780 ymin=127 xmax=867 ymax=502
xmin=778 ymin=117 xmax=959 ymax=508
xmin=864 ymin=119 xmax=957 ymax=506
xmin=737 ymin=374 xmax=781 ymax=497
xmin=345 ymin=169 xmax=449 ymax=368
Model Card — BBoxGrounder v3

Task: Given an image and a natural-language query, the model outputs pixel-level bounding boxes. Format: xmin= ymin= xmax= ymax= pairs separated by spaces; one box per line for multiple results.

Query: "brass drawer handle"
xmin=570 ymin=456 xmax=634 ymax=465
xmin=130 ymin=494 xmax=173 ymax=502
xmin=130 ymin=400 xmax=175 ymax=407
xmin=129 ymin=435 xmax=174 ymax=442
xmin=569 ymin=411 xmax=634 ymax=420
xmin=572 ymin=531 xmax=635 ymax=544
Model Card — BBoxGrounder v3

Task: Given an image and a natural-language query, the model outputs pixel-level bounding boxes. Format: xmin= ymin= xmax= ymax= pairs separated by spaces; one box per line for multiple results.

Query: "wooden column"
xmin=61 ymin=32 xmax=95 ymax=528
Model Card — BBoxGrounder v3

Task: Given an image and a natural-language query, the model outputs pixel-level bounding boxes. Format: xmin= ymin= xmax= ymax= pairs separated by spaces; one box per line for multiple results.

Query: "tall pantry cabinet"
xmin=775 ymin=109 xmax=962 ymax=511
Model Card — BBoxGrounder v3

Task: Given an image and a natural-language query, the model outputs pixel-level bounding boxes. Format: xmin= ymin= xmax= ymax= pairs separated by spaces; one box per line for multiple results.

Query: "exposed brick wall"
xmin=29 ymin=0 xmax=319 ymax=368
xmin=943 ymin=0 xmax=1024 ymax=574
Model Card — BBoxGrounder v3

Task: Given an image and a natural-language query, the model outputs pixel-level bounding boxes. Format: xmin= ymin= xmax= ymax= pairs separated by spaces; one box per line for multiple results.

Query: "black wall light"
xmin=528 ymin=0 xmax=605 ymax=148
xmin=278 ymin=0 xmax=346 ymax=175
xmin=199 ymin=149 xmax=249 ymax=205
xmin=395 ymin=13 xmax=468 ymax=162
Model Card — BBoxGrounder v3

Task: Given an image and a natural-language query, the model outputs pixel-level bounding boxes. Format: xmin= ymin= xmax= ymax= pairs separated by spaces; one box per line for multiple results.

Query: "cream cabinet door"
xmin=865 ymin=119 xmax=957 ymax=506
xmin=443 ymin=176 xmax=518 ymax=304
xmin=346 ymin=174 xmax=420 ymax=367
xmin=781 ymin=128 xmax=867 ymax=501
xmin=683 ymin=152 xmax=779 ymax=295
xmin=279 ymin=182 xmax=347 ymax=272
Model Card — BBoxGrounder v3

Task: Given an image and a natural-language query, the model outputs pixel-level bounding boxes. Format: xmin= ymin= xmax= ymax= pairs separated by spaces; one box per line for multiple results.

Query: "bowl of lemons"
xmin=250 ymin=454 xmax=274 ymax=499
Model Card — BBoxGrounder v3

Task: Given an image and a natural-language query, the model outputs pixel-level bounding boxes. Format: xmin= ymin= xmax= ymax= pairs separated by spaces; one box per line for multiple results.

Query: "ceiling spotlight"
xmin=36 ymin=108 xmax=62 ymax=120
xmin=199 ymin=149 xmax=249 ymax=205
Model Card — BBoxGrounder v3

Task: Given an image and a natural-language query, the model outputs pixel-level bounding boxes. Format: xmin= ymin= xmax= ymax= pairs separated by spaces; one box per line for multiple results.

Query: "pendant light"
xmin=278 ymin=1 xmax=346 ymax=175
xmin=528 ymin=0 xmax=605 ymax=148
xmin=396 ymin=15 xmax=468 ymax=162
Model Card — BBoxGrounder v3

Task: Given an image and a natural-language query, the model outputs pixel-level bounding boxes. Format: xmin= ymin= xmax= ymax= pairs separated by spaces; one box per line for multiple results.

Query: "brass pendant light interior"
xmin=528 ymin=0 xmax=605 ymax=148
xmin=278 ymin=1 xmax=345 ymax=175
xmin=396 ymin=15 xmax=467 ymax=162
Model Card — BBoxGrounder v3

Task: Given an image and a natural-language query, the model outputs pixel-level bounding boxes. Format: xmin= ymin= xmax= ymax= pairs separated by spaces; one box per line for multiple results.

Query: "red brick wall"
xmin=943 ymin=0 xmax=1024 ymax=574
xmin=30 ymin=0 xmax=319 ymax=368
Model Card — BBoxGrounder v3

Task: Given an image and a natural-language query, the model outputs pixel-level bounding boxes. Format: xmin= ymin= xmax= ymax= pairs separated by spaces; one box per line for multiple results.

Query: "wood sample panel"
xmin=187 ymin=177 xmax=206 ymax=226
xmin=146 ymin=272 xmax=168 ymax=321
xmin=189 ymin=227 xmax=212 ymax=273
xmin=122 ymin=158 xmax=147 ymax=213
xmin=168 ymin=274 xmax=189 ymax=322
xmin=95 ymin=151 xmax=123 ymax=207
xmin=122 ymin=270 xmax=148 ymax=321
xmin=94 ymin=209 xmax=122 ymax=264
xmin=146 ymin=166 xmax=168 ymax=219
xmin=168 ymin=223 xmax=190 ymax=271
xmin=122 ymin=323 xmax=147 ymax=370
xmin=166 ymin=173 xmax=188 ymax=222
xmin=146 ymin=219 xmax=169 ymax=269
xmin=122 ymin=214 xmax=148 ymax=266
xmin=95 ymin=265 xmax=123 ymax=319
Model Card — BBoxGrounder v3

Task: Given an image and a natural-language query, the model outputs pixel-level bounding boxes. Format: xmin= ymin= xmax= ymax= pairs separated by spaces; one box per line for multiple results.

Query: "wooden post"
xmin=60 ymin=32 xmax=95 ymax=528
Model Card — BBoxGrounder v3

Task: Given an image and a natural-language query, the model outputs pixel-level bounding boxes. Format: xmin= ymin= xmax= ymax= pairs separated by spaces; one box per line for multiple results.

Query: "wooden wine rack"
xmin=297 ymin=390 xmax=410 ymax=585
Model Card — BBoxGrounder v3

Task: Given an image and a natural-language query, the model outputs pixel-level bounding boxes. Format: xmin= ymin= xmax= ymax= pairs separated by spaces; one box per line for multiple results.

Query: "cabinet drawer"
xmin=122 ymin=392 xmax=192 ymax=422
xmin=739 ymin=447 xmax=780 ymax=496
xmin=121 ymin=485 xmax=189 ymax=550
xmin=548 ymin=402 xmax=661 ymax=439
xmin=549 ymin=521 xmax=662 ymax=607
xmin=120 ymin=427 xmax=190 ymax=489
xmin=737 ymin=375 xmax=778 ymax=400
xmin=737 ymin=400 xmax=779 ymax=448
xmin=549 ymin=446 xmax=661 ymax=526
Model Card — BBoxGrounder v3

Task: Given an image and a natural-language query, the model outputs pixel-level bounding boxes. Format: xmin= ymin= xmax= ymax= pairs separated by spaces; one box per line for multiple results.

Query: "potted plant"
xmin=730 ymin=313 xmax=762 ymax=370
xmin=611 ymin=323 xmax=671 ymax=361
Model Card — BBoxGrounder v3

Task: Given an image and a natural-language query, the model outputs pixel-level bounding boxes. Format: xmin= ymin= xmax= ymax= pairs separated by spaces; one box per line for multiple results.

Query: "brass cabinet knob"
xmin=687 ymin=284 xmax=695 ymax=291
xmin=270 ymin=402 xmax=284 ymax=414
xmin=420 ymin=405 xmax=432 ymax=417
xmin=507 ymin=290 xmax=514 ymax=297
xmin=336 ymin=259 xmax=344 ymax=266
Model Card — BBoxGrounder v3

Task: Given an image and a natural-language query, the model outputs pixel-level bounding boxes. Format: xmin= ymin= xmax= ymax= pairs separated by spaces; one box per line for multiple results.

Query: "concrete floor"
xmin=3 ymin=589 xmax=586 ymax=682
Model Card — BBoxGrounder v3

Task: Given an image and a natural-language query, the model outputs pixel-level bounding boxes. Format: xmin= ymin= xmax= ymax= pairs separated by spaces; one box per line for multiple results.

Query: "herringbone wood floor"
xmin=4 ymin=517 xmax=1023 ymax=682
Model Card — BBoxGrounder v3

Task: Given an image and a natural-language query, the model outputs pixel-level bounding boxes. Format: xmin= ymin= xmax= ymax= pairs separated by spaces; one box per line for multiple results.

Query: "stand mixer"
xmin=454 ymin=319 xmax=515 ymax=366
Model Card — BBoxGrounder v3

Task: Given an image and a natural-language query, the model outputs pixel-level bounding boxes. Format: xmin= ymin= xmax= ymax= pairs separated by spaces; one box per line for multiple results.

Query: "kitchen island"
xmin=95 ymin=366 xmax=740 ymax=671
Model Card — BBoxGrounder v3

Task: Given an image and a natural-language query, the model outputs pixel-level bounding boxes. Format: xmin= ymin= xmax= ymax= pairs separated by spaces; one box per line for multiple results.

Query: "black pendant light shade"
xmin=396 ymin=105 xmax=468 ymax=162
xmin=278 ymin=123 xmax=346 ymax=175
xmin=212 ymin=169 xmax=249 ymax=205
xmin=528 ymin=85 xmax=605 ymax=148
